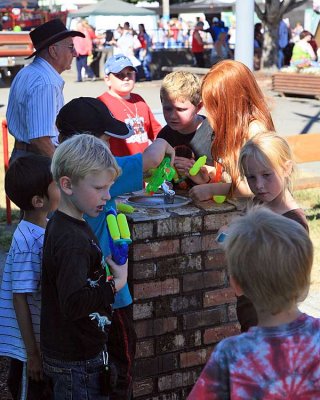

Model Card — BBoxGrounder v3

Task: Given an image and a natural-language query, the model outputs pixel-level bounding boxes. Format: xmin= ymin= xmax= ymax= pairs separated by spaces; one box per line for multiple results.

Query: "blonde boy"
xmin=41 ymin=134 xmax=128 ymax=398
xmin=158 ymin=71 xmax=214 ymax=176
xmin=188 ymin=207 xmax=320 ymax=399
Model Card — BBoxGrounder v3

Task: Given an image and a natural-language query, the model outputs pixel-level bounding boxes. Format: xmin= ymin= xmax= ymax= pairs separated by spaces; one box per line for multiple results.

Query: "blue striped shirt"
xmin=6 ymin=57 xmax=64 ymax=146
xmin=0 ymin=220 xmax=44 ymax=362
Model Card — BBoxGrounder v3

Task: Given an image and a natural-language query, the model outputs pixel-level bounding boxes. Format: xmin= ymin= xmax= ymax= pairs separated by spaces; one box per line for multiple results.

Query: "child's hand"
xmin=27 ymin=348 xmax=43 ymax=382
xmin=142 ymin=139 xmax=175 ymax=171
xmin=106 ymin=256 xmax=128 ymax=292
xmin=187 ymin=166 xmax=211 ymax=185
xmin=189 ymin=184 xmax=215 ymax=202
xmin=174 ymin=156 xmax=195 ymax=176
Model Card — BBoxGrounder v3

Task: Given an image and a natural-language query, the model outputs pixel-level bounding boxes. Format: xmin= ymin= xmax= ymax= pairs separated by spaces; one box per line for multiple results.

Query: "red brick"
xmin=134 ymin=353 xmax=178 ymax=378
xmin=133 ymin=301 xmax=153 ymax=320
xmin=157 ymin=254 xmax=202 ymax=277
xmin=204 ymin=251 xmax=227 ymax=270
xmin=156 ymin=331 xmax=201 ymax=354
xmin=154 ymin=294 xmax=202 ymax=317
xmin=180 ymin=347 xmax=213 ymax=368
xmin=156 ymin=215 xmax=202 ymax=237
xmin=181 ymin=235 xmax=202 ymax=254
xmin=133 ymin=278 xmax=180 ymax=300
xmin=131 ymin=222 xmax=154 ymax=240
xmin=136 ymin=339 xmax=155 ymax=358
xmin=132 ymin=239 xmax=180 ymax=261
xmin=183 ymin=308 xmax=225 ymax=330
xmin=133 ymin=378 xmax=154 ymax=397
xmin=203 ymin=322 xmax=240 ymax=344
xmin=204 ymin=211 xmax=242 ymax=231
xmin=201 ymin=233 xmax=222 ymax=252
xmin=135 ymin=317 xmax=178 ymax=339
xmin=183 ymin=270 xmax=225 ymax=292
xmin=157 ymin=370 xmax=199 ymax=392
xmin=132 ymin=261 xmax=156 ymax=280
xmin=203 ymin=287 xmax=236 ymax=307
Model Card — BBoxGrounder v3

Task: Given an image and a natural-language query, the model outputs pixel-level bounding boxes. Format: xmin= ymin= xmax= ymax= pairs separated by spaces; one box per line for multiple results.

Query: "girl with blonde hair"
xmin=189 ymin=60 xmax=275 ymax=201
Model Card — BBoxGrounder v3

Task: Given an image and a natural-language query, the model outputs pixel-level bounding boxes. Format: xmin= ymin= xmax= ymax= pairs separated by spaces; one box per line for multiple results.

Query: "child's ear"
xmin=283 ymin=160 xmax=293 ymax=177
xmin=59 ymin=176 xmax=73 ymax=195
xmin=229 ymin=275 xmax=244 ymax=296
xmin=31 ymin=195 xmax=44 ymax=209
xmin=196 ymin=101 xmax=203 ymax=113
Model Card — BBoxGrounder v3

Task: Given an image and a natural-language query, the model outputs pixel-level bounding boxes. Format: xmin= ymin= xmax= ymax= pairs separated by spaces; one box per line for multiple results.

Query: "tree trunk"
xmin=262 ymin=23 xmax=279 ymax=68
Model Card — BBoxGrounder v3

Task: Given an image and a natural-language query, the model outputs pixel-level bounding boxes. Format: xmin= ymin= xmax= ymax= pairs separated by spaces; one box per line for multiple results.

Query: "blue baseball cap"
xmin=104 ymin=54 xmax=137 ymax=75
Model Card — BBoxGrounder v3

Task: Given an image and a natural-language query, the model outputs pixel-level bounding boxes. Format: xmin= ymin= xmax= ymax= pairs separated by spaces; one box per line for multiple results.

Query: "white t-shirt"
xmin=0 ymin=220 xmax=45 ymax=362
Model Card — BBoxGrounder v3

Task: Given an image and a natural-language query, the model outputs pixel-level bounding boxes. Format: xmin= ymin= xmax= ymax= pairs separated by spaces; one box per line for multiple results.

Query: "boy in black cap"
xmin=7 ymin=19 xmax=85 ymax=160
xmin=56 ymin=97 xmax=175 ymax=399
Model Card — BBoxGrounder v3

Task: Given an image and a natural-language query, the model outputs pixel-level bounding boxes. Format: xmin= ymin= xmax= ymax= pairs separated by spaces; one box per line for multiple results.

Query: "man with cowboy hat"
xmin=6 ymin=19 xmax=85 ymax=160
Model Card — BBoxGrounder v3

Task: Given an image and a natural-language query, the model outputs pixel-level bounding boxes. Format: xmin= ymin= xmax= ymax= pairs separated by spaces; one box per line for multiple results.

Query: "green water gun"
xmin=189 ymin=155 xmax=207 ymax=176
xmin=145 ymin=156 xmax=176 ymax=195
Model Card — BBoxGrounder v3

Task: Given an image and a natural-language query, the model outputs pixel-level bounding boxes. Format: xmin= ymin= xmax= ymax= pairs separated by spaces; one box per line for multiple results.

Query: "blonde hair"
xmin=160 ymin=71 xmax=201 ymax=106
xmin=239 ymin=131 xmax=295 ymax=193
xmin=52 ymin=134 xmax=121 ymax=184
xmin=225 ymin=207 xmax=313 ymax=314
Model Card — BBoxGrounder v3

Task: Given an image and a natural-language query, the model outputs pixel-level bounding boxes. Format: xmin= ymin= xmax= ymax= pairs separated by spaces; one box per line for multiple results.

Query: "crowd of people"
xmin=0 ymin=17 xmax=319 ymax=400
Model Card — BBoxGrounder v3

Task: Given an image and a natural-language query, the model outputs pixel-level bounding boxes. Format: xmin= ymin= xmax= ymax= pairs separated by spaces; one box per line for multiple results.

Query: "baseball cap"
xmin=104 ymin=54 xmax=138 ymax=75
xmin=56 ymin=97 xmax=133 ymax=140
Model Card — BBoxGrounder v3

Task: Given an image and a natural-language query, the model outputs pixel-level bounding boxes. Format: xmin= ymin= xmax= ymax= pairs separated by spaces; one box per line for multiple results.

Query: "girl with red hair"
xmin=189 ymin=60 xmax=275 ymax=201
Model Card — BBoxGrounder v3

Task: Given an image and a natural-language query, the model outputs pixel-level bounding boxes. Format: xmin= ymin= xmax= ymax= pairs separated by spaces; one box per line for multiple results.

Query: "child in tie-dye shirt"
xmin=188 ymin=207 xmax=320 ymax=400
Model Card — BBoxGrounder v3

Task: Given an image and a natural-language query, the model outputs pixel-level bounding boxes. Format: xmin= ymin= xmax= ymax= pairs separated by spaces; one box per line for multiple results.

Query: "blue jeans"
xmin=43 ymin=352 xmax=109 ymax=400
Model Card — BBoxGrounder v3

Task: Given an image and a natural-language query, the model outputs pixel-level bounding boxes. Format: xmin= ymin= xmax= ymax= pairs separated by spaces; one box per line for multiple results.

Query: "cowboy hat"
xmin=26 ymin=18 xmax=85 ymax=59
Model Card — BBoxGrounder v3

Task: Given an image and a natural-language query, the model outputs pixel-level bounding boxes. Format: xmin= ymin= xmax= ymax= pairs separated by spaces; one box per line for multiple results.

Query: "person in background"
xmin=278 ymin=18 xmax=289 ymax=69
xmin=137 ymin=23 xmax=152 ymax=81
xmin=73 ymin=20 xmax=96 ymax=82
xmin=188 ymin=207 xmax=319 ymax=399
xmin=192 ymin=21 xmax=205 ymax=67
xmin=6 ymin=19 xmax=84 ymax=160
xmin=290 ymin=30 xmax=318 ymax=68
xmin=254 ymin=22 xmax=263 ymax=70
xmin=98 ymin=54 xmax=162 ymax=156
xmin=0 ymin=155 xmax=60 ymax=399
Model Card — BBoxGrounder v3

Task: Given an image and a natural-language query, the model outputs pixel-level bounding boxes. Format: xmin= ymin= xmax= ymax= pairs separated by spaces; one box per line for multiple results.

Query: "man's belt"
xmin=14 ymin=141 xmax=38 ymax=153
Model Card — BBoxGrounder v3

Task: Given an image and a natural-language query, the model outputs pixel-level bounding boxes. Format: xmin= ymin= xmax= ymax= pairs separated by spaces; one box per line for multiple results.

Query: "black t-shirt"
xmin=157 ymin=116 xmax=214 ymax=165
xmin=41 ymin=210 xmax=115 ymax=361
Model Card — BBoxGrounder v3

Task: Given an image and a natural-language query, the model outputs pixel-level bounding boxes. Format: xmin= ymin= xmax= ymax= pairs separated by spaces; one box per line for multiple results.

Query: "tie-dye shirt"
xmin=188 ymin=314 xmax=320 ymax=399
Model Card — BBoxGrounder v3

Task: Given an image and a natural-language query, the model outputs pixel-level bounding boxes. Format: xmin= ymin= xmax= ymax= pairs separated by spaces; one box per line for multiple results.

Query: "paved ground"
xmin=0 ymin=62 xmax=320 ymax=316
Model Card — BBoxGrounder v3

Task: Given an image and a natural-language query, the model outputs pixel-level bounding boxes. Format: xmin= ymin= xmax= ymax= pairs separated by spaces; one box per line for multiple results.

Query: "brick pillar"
xmin=126 ymin=200 xmax=243 ymax=399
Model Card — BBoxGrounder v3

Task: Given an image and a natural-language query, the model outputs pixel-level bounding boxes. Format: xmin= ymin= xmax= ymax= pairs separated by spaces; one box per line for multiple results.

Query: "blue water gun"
xmin=105 ymin=208 xmax=132 ymax=269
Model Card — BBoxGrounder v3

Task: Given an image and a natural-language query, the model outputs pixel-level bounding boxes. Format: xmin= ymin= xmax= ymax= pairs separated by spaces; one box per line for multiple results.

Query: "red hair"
xmin=201 ymin=60 xmax=274 ymax=190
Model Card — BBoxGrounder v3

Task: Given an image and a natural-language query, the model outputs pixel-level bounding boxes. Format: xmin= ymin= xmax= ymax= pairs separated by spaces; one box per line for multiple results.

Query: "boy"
xmin=188 ymin=207 xmax=320 ymax=399
xmin=158 ymin=71 xmax=214 ymax=179
xmin=0 ymin=155 xmax=60 ymax=399
xmin=98 ymin=53 xmax=162 ymax=156
xmin=41 ymin=134 xmax=128 ymax=398
xmin=55 ymin=96 xmax=175 ymax=400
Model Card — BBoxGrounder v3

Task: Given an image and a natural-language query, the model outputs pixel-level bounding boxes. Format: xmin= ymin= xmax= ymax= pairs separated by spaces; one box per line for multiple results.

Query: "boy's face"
xmin=65 ymin=170 xmax=115 ymax=219
xmin=105 ymin=67 xmax=136 ymax=98
xmin=243 ymin=157 xmax=285 ymax=204
xmin=161 ymin=96 xmax=202 ymax=134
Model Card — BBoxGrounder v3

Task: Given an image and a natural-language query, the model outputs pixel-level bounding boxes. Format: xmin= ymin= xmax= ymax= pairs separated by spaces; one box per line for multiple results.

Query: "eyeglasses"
xmin=52 ymin=44 xmax=76 ymax=52
xmin=111 ymin=71 xmax=136 ymax=80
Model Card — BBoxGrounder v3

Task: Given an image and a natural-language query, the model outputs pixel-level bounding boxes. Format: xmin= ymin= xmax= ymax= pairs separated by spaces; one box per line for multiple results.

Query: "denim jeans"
xmin=43 ymin=352 xmax=109 ymax=400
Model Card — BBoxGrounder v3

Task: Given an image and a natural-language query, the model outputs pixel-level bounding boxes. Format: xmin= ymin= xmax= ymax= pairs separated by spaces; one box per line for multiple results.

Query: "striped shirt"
xmin=6 ymin=56 xmax=64 ymax=146
xmin=0 ymin=220 xmax=45 ymax=362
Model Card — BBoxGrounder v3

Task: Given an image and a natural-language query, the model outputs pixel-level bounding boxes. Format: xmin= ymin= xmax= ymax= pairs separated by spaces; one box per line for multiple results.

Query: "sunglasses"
xmin=52 ymin=43 xmax=76 ymax=52
xmin=111 ymin=71 xmax=136 ymax=80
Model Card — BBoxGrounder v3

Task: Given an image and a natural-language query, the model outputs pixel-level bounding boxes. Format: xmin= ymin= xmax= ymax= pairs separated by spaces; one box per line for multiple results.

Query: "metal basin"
xmin=126 ymin=194 xmax=191 ymax=209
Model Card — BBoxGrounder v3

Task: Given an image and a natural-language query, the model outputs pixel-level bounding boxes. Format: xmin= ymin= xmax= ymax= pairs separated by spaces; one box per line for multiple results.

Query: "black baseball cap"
xmin=56 ymin=97 xmax=133 ymax=140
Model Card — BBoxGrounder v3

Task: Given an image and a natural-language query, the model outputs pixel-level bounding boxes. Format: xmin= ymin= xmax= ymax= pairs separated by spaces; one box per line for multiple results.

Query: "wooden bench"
xmin=272 ymin=72 xmax=320 ymax=99
xmin=0 ymin=32 xmax=33 ymax=58
xmin=285 ymin=133 xmax=320 ymax=190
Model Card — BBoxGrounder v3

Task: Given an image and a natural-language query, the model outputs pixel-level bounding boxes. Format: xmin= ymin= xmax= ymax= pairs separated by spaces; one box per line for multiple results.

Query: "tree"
xmin=255 ymin=0 xmax=309 ymax=68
